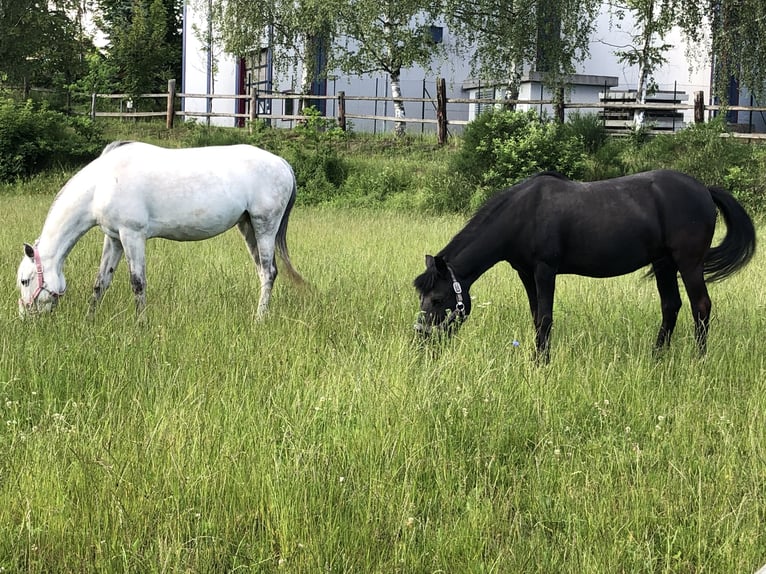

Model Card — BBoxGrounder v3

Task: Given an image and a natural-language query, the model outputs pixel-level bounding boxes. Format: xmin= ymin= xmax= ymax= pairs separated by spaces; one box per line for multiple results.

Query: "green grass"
xmin=2 ymin=192 xmax=766 ymax=572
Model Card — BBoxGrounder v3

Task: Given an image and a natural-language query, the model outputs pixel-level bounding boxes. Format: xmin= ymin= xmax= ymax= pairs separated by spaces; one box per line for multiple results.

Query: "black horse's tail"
xmin=705 ymin=186 xmax=756 ymax=282
xmin=275 ymin=167 xmax=305 ymax=286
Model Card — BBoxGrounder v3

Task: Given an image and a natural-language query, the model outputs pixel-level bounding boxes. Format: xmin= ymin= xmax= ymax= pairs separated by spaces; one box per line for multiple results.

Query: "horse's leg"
xmin=236 ymin=215 xmax=262 ymax=268
xmin=651 ymin=258 xmax=682 ymax=352
xmin=516 ymin=268 xmax=538 ymax=324
xmin=118 ymin=230 xmax=148 ymax=316
xmin=678 ymin=263 xmax=711 ymax=355
xmin=533 ymin=264 xmax=557 ymax=363
xmin=238 ymin=216 xmax=277 ymax=318
xmin=90 ymin=235 xmax=124 ymax=315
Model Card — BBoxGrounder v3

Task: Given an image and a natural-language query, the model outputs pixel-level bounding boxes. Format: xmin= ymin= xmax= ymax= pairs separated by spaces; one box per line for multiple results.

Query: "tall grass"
xmin=1 ymin=194 xmax=766 ymax=572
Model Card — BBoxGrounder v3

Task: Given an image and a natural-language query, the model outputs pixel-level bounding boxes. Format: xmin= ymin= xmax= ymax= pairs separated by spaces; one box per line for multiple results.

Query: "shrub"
xmin=0 ymin=98 xmax=104 ymax=182
xmin=621 ymin=119 xmax=752 ymax=183
xmin=280 ymin=141 xmax=348 ymax=206
xmin=452 ymin=109 xmax=588 ymax=194
xmin=563 ymin=112 xmax=608 ymax=154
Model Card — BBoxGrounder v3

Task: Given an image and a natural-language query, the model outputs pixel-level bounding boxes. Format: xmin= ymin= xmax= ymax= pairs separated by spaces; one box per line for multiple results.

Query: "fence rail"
xmin=85 ymin=79 xmax=766 ymax=144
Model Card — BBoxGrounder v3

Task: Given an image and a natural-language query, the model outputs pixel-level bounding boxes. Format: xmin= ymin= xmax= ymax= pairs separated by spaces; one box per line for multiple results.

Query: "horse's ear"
xmin=23 ymin=243 xmax=35 ymax=259
xmin=425 ymin=254 xmax=435 ymax=268
xmin=433 ymin=255 xmax=449 ymax=275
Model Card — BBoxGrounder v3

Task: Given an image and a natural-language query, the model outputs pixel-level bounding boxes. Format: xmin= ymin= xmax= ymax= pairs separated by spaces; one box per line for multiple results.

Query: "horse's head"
xmin=17 ymin=243 xmax=65 ymax=317
xmin=413 ymin=255 xmax=471 ymax=338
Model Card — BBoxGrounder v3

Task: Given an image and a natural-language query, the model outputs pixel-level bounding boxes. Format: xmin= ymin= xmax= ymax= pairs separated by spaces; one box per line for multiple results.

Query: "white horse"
xmin=17 ymin=141 xmax=304 ymax=317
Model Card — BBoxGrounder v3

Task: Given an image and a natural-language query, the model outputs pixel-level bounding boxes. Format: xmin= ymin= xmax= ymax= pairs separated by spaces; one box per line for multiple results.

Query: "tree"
xmin=443 ymin=0 xmax=601 ymax=104
xmin=213 ymin=0 xmax=333 ymax=90
xmin=212 ymin=0 xmax=447 ymax=135
xmin=95 ymin=0 xmax=182 ymax=96
xmin=604 ymin=0 xmax=709 ymax=129
xmin=607 ymin=1 xmax=679 ymax=128
xmin=331 ymin=0 xmax=447 ymax=136
xmin=0 ymin=0 xmax=91 ymax=92
xmin=603 ymin=0 xmax=766 ymax=125
xmin=709 ymin=0 xmax=766 ymax=104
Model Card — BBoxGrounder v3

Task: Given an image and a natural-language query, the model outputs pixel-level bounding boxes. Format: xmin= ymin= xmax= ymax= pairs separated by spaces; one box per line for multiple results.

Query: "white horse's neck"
xmin=36 ymin=170 xmax=97 ymax=281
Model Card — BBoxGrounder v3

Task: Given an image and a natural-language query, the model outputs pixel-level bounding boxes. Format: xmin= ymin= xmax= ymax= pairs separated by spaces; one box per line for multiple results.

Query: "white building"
xmin=181 ymin=4 xmax=762 ymax=133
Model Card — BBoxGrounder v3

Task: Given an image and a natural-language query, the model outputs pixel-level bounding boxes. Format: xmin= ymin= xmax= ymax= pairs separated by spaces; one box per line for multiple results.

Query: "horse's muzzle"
xmin=413 ymin=313 xmax=464 ymax=339
xmin=413 ymin=320 xmax=432 ymax=337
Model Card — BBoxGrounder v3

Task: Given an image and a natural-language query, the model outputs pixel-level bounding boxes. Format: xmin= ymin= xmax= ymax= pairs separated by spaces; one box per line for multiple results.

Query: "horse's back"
xmin=92 ymin=143 xmax=295 ymax=241
xmin=503 ymin=170 xmax=718 ymax=276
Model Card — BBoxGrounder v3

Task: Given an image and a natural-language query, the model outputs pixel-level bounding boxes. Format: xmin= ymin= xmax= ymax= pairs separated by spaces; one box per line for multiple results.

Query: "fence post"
xmin=436 ymin=77 xmax=447 ymax=145
xmin=337 ymin=91 xmax=346 ymax=131
xmin=166 ymin=79 xmax=176 ymax=129
xmin=91 ymin=93 xmax=96 ymax=121
xmin=694 ymin=91 xmax=705 ymax=123
xmin=249 ymin=89 xmax=257 ymax=128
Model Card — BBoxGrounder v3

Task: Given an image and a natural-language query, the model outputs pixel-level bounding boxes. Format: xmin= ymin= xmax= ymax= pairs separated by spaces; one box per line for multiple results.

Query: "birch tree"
xmin=331 ymin=0 xmax=446 ymax=136
xmin=607 ymin=1 xmax=680 ymax=128
xmin=443 ymin=0 xmax=600 ymax=104
xmin=604 ymin=0 xmax=766 ymax=126
xmin=604 ymin=0 xmax=710 ymax=129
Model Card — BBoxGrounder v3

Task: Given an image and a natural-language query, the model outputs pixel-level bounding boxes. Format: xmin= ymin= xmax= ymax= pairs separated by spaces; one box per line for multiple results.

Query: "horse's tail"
xmin=705 ymin=186 xmax=756 ymax=282
xmin=275 ymin=167 xmax=306 ymax=286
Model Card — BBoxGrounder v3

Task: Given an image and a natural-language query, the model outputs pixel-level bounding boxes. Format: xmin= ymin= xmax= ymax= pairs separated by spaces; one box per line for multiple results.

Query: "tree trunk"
xmin=503 ymin=62 xmax=523 ymax=110
xmin=634 ymin=64 xmax=649 ymax=130
xmin=390 ymin=70 xmax=406 ymax=137
xmin=634 ymin=4 xmax=655 ymax=131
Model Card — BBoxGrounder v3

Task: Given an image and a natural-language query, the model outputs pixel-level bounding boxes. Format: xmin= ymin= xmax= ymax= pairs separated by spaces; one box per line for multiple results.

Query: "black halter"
xmin=441 ymin=264 xmax=466 ymax=329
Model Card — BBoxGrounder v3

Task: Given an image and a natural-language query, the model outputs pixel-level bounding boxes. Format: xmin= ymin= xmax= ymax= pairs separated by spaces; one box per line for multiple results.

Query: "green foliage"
xmin=96 ymin=0 xmax=182 ymax=97
xmin=282 ymin=143 xmax=349 ymax=205
xmin=270 ymin=110 xmax=350 ymax=206
xmin=72 ymin=51 xmax=120 ymax=95
xmin=452 ymin=109 xmax=588 ymax=201
xmin=563 ymin=111 xmax=608 ymax=154
xmin=443 ymin=0 xmax=601 ymax=97
xmin=0 ymin=98 xmax=104 ymax=182
xmin=721 ymin=152 xmax=766 ymax=214
xmin=12 ymin=117 xmax=766 ymax=216
xmin=623 ymin=119 xmax=748 ymax=179
xmin=0 ymin=0 xmax=90 ymax=90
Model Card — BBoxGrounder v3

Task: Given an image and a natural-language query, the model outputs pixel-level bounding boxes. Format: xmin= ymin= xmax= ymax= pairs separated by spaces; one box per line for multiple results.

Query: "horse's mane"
xmin=413 ymin=264 xmax=439 ymax=294
xmin=439 ymin=172 xmax=569 ymax=259
xmin=101 ymin=140 xmax=135 ymax=156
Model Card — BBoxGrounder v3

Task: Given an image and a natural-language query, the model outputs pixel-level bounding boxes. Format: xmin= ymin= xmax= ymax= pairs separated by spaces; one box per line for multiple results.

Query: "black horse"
xmin=413 ymin=170 xmax=756 ymax=361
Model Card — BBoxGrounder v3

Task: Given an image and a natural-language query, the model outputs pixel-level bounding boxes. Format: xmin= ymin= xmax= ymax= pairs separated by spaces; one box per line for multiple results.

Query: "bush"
xmin=0 ymin=98 xmax=104 ymax=182
xmin=452 ymin=109 xmax=588 ymax=194
xmin=620 ymin=119 xmax=752 ymax=182
xmin=563 ymin=112 xmax=608 ymax=154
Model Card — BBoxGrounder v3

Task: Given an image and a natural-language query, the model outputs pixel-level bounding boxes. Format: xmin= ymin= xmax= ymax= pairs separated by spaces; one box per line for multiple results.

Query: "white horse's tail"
xmin=275 ymin=169 xmax=305 ymax=285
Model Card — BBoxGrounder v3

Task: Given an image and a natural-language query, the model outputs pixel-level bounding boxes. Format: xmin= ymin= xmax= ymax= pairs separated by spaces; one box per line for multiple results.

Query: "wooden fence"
xmin=88 ymin=79 xmax=766 ymax=144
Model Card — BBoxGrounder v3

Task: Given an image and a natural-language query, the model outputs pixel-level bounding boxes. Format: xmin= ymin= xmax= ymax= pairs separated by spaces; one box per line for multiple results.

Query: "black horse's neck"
xmin=436 ymin=186 xmax=521 ymax=288
xmin=438 ymin=228 xmax=504 ymax=289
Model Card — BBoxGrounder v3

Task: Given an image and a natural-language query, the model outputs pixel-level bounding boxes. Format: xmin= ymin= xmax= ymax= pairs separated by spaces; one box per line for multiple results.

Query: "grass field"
xmin=2 ymin=191 xmax=766 ymax=573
